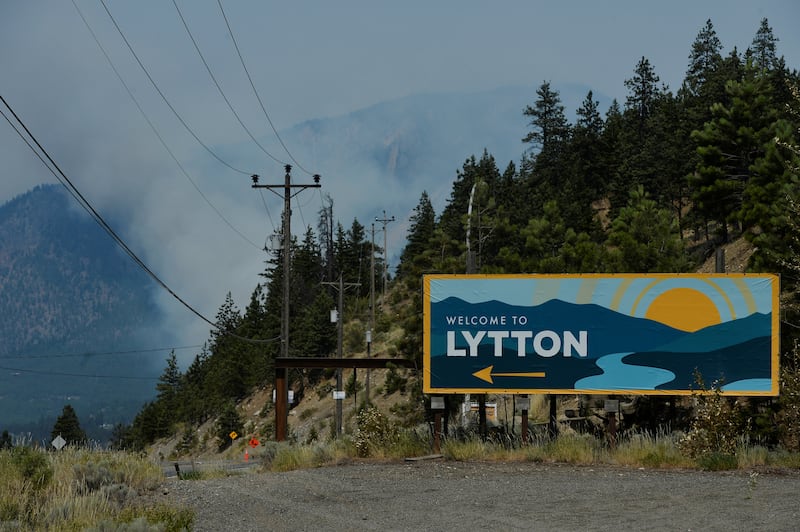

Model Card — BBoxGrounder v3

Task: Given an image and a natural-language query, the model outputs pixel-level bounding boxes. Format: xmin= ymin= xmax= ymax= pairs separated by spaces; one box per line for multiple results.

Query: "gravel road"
xmin=153 ymin=460 xmax=800 ymax=531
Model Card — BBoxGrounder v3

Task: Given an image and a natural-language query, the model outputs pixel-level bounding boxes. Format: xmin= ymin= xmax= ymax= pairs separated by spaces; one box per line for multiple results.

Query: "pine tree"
xmin=155 ymin=350 xmax=181 ymax=426
xmin=624 ymin=56 xmax=663 ymax=139
xmin=398 ymin=191 xmax=436 ymax=281
xmin=1 ymin=430 xmax=12 ymax=449
xmin=565 ymin=90 xmax=607 ymax=232
xmin=689 ymin=66 xmax=779 ymax=242
xmin=747 ymin=18 xmax=778 ymax=72
xmin=522 ymin=81 xmax=570 ymax=152
xmin=215 ymin=401 xmax=243 ymax=451
xmin=51 ymin=404 xmax=87 ymax=446
xmin=521 ymin=82 xmax=571 ymax=208
xmin=605 ymin=186 xmax=688 ymax=272
xmin=685 ymin=19 xmax=723 ymax=97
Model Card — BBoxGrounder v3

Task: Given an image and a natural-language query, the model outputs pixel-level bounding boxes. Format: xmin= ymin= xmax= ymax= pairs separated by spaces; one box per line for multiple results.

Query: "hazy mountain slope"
xmin=264 ymin=84 xmax=605 ymax=217
xmin=0 ymin=185 xmax=168 ymax=431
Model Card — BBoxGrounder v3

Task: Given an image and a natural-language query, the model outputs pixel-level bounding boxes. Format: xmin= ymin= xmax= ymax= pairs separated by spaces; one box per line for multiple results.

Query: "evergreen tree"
xmin=522 ymin=81 xmax=570 ymax=152
xmin=605 ymin=186 xmax=688 ymax=272
xmin=215 ymin=401 xmax=243 ymax=451
xmin=398 ymin=191 xmax=436 ymax=282
xmin=51 ymin=404 xmax=87 ymax=446
xmin=153 ymin=350 xmax=181 ymax=428
xmin=156 ymin=351 xmax=181 ymax=403
xmin=205 ymin=293 xmax=249 ymax=403
xmin=521 ymin=82 xmax=571 ymax=208
xmin=1 ymin=430 xmax=12 ymax=449
xmin=601 ymin=99 xmax=627 ymax=215
xmin=746 ymin=18 xmax=778 ymax=72
xmin=689 ymin=66 xmax=779 ymax=241
xmin=179 ymin=346 xmax=212 ymax=425
xmin=565 ymin=90 xmax=607 ymax=232
xmin=624 ymin=56 xmax=663 ymax=139
xmin=685 ymin=19 xmax=723 ymax=97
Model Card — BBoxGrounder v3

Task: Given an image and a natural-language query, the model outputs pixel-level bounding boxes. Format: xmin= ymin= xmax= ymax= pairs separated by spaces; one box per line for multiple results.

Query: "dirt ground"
xmin=150 ymin=460 xmax=800 ymax=531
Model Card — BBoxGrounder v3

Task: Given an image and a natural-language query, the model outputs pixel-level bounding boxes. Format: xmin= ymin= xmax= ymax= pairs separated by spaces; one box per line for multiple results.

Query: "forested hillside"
xmin=116 ymin=18 xmax=800 ymax=452
xmin=0 ymin=184 xmax=166 ymax=433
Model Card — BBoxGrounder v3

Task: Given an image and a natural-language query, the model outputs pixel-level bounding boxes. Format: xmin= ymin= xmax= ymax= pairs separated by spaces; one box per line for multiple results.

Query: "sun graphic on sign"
xmin=643 ymin=288 xmax=721 ymax=332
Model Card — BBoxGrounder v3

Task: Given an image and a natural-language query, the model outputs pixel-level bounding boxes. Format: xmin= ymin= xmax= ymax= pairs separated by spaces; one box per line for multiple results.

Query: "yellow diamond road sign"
xmin=229 ymin=431 xmax=238 ymax=440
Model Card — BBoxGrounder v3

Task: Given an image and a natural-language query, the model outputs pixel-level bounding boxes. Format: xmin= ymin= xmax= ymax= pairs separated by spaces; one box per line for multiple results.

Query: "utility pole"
xmin=252 ymin=166 xmax=320 ymax=432
xmin=366 ymin=223 xmax=376 ymax=406
xmin=322 ymin=276 xmax=360 ymax=436
xmin=375 ymin=210 xmax=395 ymax=301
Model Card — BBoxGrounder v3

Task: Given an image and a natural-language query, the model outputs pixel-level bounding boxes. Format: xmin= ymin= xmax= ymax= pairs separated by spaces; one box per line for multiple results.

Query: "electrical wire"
xmin=71 ymin=0 xmax=262 ymax=251
xmin=0 ymin=345 xmax=203 ymax=360
xmin=216 ymin=0 xmax=317 ymax=177
xmin=0 ymin=364 xmax=159 ymax=381
xmin=98 ymin=0 xmax=253 ymax=176
xmin=172 ymin=0 xmax=287 ymax=168
xmin=258 ymin=189 xmax=277 ymax=234
xmin=0 ymin=94 xmax=279 ymax=346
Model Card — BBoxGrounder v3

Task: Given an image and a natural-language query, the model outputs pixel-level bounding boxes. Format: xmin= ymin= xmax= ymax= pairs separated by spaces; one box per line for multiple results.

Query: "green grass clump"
xmin=269 ymin=443 xmax=341 ymax=472
xmin=442 ymin=438 xmax=491 ymax=461
xmin=612 ymin=432 xmax=692 ymax=469
xmin=696 ymin=452 xmax=739 ymax=471
xmin=526 ymin=433 xmax=598 ymax=465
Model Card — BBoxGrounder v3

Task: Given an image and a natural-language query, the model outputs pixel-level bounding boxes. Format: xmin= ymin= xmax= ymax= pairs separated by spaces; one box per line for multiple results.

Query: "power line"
xmin=0 ymin=94 xmax=278 ymax=346
xmin=216 ymin=0 xmax=316 ymax=177
xmin=0 ymin=344 xmax=203 ymax=360
xmin=71 ymin=0 xmax=262 ymax=251
xmin=0 ymin=364 xmax=159 ymax=381
xmin=172 ymin=0 xmax=288 ymax=168
xmin=98 ymin=0 xmax=253 ymax=176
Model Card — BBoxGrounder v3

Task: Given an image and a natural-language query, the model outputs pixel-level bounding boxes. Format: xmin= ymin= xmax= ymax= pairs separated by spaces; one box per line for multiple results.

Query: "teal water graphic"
xmin=574 ymin=353 xmax=675 ymax=390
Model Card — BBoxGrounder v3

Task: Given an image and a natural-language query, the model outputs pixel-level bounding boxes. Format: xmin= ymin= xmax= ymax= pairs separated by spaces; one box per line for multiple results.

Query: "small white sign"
xmin=430 ymin=396 xmax=445 ymax=410
xmin=516 ymin=397 xmax=531 ymax=410
xmin=272 ymin=389 xmax=295 ymax=403
xmin=604 ymin=399 xmax=620 ymax=412
xmin=51 ymin=435 xmax=66 ymax=450
xmin=330 ymin=309 xmax=338 ymax=323
xmin=333 ymin=390 xmax=346 ymax=400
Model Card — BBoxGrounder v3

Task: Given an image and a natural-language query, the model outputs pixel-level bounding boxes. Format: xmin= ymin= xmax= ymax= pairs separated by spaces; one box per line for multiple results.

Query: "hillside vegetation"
xmin=104 ymin=18 xmax=800 ymax=456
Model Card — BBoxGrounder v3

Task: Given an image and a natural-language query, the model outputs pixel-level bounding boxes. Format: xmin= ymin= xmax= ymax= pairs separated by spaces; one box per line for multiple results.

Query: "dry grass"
xmin=0 ymin=447 xmax=192 ymax=531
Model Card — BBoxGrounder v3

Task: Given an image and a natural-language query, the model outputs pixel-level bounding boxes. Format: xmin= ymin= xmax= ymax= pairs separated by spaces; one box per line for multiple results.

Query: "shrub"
xmin=11 ymin=446 xmax=52 ymax=491
xmin=678 ymin=372 xmax=749 ymax=458
xmin=383 ymin=365 xmax=406 ymax=396
xmin=777 ymin=341 xmax=800 ymax=451
xmin=354 ymin=407 xmax=399 ymax=457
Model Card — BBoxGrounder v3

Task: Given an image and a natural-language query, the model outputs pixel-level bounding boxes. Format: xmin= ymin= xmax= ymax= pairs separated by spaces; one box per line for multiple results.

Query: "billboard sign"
xmin=423 ymin=274 xmax=779 ymax=396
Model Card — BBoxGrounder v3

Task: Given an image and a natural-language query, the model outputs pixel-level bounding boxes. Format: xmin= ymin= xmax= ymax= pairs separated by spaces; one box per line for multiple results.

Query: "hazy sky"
xmin=1 ymin=1 xmax=798 ymax=358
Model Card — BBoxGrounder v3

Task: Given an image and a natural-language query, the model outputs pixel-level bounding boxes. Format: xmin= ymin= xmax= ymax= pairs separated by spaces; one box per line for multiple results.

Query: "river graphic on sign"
xmin=423 ymin=274 xmax=779 ymax=396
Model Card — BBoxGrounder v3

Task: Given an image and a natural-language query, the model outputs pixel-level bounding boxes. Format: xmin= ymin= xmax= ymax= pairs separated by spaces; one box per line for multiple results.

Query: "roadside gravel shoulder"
xmin=141 ymin=460 xmax=800 ymax=531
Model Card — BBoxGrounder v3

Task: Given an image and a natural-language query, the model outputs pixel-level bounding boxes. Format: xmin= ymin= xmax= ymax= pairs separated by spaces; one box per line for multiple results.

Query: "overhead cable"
xmin=98 ymin=0 xmax=253 ymax=176
xmin=172 ymin=0 xmax=287 ymax=168
xmin=71 ymin=0 xmax=262 ymax=250
xmin=0 ymin=344 xmax=203 ymax=360
xmin=216 ymin=0 xmax=317 ymax=177
xmin=0 ymin=94 xmax=279 ymax=346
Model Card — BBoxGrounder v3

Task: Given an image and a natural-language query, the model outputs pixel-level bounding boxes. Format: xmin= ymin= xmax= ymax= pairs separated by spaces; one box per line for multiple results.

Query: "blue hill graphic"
xmin=623 ymin=336 xmax=772 ymax=390
xmin=648 ymin=312 xmax=771 ymax=353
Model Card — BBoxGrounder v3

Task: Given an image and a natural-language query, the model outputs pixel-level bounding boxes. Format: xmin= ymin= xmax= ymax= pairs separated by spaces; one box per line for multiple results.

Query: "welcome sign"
xmin=423 ymin=274 xmax=779 ymax=396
